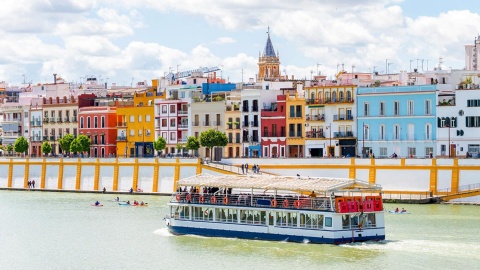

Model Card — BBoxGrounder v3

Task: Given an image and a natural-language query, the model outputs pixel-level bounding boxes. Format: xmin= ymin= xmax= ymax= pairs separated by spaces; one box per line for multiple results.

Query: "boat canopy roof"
xmin=177 ymin=174 xmax=382 ymax=193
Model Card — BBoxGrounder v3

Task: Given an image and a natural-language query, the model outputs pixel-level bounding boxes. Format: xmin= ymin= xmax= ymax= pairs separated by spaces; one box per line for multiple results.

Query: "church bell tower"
xmin=258 ymin=27 xmax=280 ymax=82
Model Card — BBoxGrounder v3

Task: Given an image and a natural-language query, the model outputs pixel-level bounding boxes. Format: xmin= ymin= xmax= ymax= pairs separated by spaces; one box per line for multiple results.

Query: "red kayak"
xmin=91 ymin=204 xmax=104 ymax=207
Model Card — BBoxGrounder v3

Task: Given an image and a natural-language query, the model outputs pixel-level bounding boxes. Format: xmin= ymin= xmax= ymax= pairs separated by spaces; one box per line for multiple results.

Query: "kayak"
xmin=131 ymin=204 xmax=148 ymax=207
xmin=91 ymin=204 xmax=104 ymax=207
xmin=118 ymin=203 xmax=131 ymax=206
xmin=388 ymin=210 xmax=410 ymax=214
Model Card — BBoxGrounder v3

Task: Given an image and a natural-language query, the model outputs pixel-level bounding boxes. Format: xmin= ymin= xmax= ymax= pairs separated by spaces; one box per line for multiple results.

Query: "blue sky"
xmin=1 ymin=0 xmax=479 ymax=86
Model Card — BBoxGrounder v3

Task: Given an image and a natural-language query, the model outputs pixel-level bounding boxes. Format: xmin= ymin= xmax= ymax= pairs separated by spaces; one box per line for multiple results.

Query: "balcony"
xmin=252 ymin=136 xmax=259 ymax=142
xmin=333 ymin=131 xmax=355 ymax=138
xmin=117 ymin=122 xmax=127 ymax=127
xmin=326 ymin=97 xmax=354 ymax=104
xmin=242 ymin=121 xmax=249 ymax=127
xmin=117 ymin=136 xmax=127 ymax=141
xmin=333 ymin=114 xmax=354 ymax=121
xmin=43 ymin=118 xmax=49 ymax=123
xmin=251 ymin=106 xmax=259 ymax=112
xmin=72 ymin=117 xmax=78 ymax=122
xmin=213 ymin=121 xmax=222 ymax=126
xmin=64 ymin=117 xmax=70 ymax=122
xmin=306 ymin=98 xmax=325 ymax=105
xmin=242 ymin=106 xmax=249 ymax=113
xmin=43 ymin=136 xmax=49 ymax=141
xmin=306 ymin=114 xmax=325 ymax=122
xmin=50 ymin=117 xmax=56 ymax=123
xmin=57 ymin=117 xmax=63 ymax=123
xmin=250 ymin=121 xmax=259 ymax=127
xmin=178 ymin=110 xmax=188 ymax=115
xmin=203 ymin=121 xmax=210 ymax=126
xmin=178 ymin=124 xmax=188 ymax=129
xmin=306 ymin=131 xmax=326 ymax=138
xmin=192 ymin=121 xmax=200 ymax=127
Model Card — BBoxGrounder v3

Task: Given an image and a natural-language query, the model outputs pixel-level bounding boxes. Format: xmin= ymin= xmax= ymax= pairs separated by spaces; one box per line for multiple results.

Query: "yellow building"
xmin=285 ymin=91 xmax=306 ymax=157
xmin=116 ymin=80 xmax=163 ymax=157
xmin=224 ymin=94 xmax=242 ymax=158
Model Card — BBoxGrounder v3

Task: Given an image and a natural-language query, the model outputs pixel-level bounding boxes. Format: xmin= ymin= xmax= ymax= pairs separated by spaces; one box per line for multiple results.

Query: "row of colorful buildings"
xmin=1 ymin=32 xmax=480 ymax=159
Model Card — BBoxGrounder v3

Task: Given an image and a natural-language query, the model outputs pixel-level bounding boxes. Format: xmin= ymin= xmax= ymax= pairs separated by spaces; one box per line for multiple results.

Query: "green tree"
xmin=70 ymin=139 xmax=82 ymax=155
xmin=153 ymin=136 xmax=167 ymax=157
xmin=199 ymin=129 xmax=228 ymax=161
xmin=14 ymin=137 xmax=29 ymax=156
xmin=76 ymin=134 xmax=91 ymax=155
xmin=7 ymin=144 xmax=14 ymax=156
xmin=176 ymin=143 xmax=185 ymax=157
xmin=58 ymin=134 xmax=75 ymax=156
xmin=185 ymin=136 xmax=200 ymax=157
xmin=41 ymin=141 xmax=52 ymax=156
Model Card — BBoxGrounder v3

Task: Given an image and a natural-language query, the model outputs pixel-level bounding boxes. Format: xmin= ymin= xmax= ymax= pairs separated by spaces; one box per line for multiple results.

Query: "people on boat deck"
xmin=95 ymin=201 xmax=100 ymax=206
xmin=309 ymin=191 xmax=317 ymax=198
xmin=395 ymin=207 xmax=399 ymax=213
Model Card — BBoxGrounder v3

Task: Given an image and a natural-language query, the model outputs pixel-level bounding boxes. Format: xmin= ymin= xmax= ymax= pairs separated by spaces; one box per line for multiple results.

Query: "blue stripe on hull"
xmin=168 ymin=226 xmax=385 ymax=245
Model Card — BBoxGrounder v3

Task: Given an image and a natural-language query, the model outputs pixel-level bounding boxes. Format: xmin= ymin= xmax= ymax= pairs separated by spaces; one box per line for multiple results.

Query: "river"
xmin=0 ymin=190 xmax=478 ymax=270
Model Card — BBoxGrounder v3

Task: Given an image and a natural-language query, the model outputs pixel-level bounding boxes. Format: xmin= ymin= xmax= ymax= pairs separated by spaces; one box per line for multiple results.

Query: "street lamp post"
xmin=447 ymin=124 xmax=451 ymax=158
xmin=326 ymin=123 xmax=332 ymax=157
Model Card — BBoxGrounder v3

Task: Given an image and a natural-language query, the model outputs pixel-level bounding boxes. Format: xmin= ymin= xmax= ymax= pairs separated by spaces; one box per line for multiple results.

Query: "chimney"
xmin=53 ymin=74 xmax=57 ymax=84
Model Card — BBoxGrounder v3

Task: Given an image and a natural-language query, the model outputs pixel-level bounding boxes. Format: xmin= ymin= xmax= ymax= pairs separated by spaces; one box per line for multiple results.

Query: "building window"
xmin=379 ymin=102 xmax=385 ymax=116
xmin=380 ymin=147 xmax=387 ymax=157
xmin=408 ymin=100 xmax=414 ymax=116
xmin=162 ymin=105 xmax=167 ymax=114
xmin=289 ymin=124 xmax=295 ymax=137
xmin=170 ymin=118 xmax=175 ymax=127
xmin=73 ymin=128 xmax=77 ymax=137
xmin=138 ymin=115 xmax=142 ymax=122
xmin=170 ymin=132 xmax=176 ymax=140
xmin=394 ymin=124 xmax=400 ymax=140
xmin=425 ymin=123 xmax=432 ymax=140
xmin=289 ymin=105 xmax=295 ymax=118
xmin=130 ymin=115 xmax=134 ymax=122
xmin=363 ymin=103 xmax=369 ymax=117
xmin=425 ymin=147 xmax=433 ymax=157
xmin=130 ymin=129 xmax=135 ymax=136
xmin=408 ymin=123 xmax=414 ymax=140
xmin=364 ymin=124 xmax=370 ymax=140
xmin=170 ymin=105 xmax=176 ymax=113
xmin=94 ymin=117 xmax=98 ymax=128
xmin=101 ymin=116 xmax=105 ymax=128
xmin=425 ymin=100 xmax=431 ymax=115
xmin=379 ymin=125 xmax=385 ymax=140
xmin=467 ymin=99 xmax=480 ymax=107
xmin=466 ymin=116 xmax=480 ymax=127
xmin=146 ymin=115 xmax=151 ymax=122
xmin=394 ymin=101 xmax=400 ymax=116
xmin=161 ymin=119 xmax=167 ymax=127
xmin=408 ymin=147 xmax=416 ymax=157
xmin=87 ymin=117 xmax=91 ymax=128
xmin=80 ymin=117 xmax=84 ymax=128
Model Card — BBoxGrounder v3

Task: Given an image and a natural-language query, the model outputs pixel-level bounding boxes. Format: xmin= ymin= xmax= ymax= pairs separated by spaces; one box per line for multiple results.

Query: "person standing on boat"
xmin=309 ymin=191 xmax=316 ymax=198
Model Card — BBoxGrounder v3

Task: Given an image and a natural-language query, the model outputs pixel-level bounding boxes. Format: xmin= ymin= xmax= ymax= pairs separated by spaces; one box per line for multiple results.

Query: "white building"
xmin=465 ymin=35 xmax=480 ymax=71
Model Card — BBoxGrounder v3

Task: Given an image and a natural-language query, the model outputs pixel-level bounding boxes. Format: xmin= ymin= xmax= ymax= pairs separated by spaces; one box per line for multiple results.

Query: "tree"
xmin=13 ymin=137 xmax=29 ymax=156
xmin=199 ymin=129 xmax=228 ymax=161
xmin=41 ymin=141 xmax=52 ymax=156
xmin=185 ymin=136 xmax=200 ymax=157
xmin=153 ymin=136 xmax=166 ymax=157
xmin=58 ymin=134 xmax=75 ymax=156
xmin=176 ymin=143 xmax=185 ymax=157
xmin=76 ymin=134 xmax=91 ymax=154
xmin=6 ymin=144 xmax=14 ymax=156
xmin=70 ymin=139 xmax=82 ymax=155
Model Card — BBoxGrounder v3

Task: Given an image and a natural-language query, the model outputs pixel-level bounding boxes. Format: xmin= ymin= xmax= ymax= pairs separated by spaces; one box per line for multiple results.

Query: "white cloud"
xmin=214 ymin=37 xmax=236 ymax=45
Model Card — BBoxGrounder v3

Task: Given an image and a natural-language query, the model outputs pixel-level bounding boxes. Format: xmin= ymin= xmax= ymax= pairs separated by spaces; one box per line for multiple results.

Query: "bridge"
xmin=438 ymin=183 xmax=480 ymax=202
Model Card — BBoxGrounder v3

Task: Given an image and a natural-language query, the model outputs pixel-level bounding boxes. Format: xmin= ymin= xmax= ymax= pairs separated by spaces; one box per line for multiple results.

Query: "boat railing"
xmin=171 ymin=192 xmax=332 ymax=211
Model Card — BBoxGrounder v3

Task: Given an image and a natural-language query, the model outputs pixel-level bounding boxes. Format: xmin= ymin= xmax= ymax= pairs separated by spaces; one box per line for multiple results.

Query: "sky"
xmin=1 ymin=0 xmax=480 ymax=86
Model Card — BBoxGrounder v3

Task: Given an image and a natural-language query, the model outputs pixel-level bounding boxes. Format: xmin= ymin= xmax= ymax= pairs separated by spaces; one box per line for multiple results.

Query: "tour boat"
xmin=165 ymin=174 xmax=385 ymax=244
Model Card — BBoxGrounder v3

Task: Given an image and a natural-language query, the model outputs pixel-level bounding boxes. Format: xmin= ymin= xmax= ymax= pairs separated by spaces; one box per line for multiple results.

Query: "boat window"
xmin=342 ymin=214 xmax=351 ymax=229
xmin=275 ymin=211 xmax=297 ymax=227
xmin=268 ymin=212 xmax=275 ymax=226
xmin=325 ymin=217 xmax=332 ymax=227
xmin=175 ymin=206 xmax=190 ymax=220
xmin=192 ymin=206 xmax=212 ymax=221
xmin=299 ymin=213 xmax=324 ymax=229
xmin=367 ymin=213 xmax=376 ymax=227
xmin=350 ymin=215 xmax=359 ymax=228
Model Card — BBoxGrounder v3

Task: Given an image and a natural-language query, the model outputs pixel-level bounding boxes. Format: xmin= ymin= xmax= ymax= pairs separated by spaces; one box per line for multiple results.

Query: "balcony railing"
xmin=306 ymin=131 xmax=326 ymax=138
xmin=117 ymin=136 xmax=127 ymax=141
xmin=251 ymin=106 xmax=259 ymax=112
xmin=333 ymin=114 xmax=354 ymax=121
xmin=117 ymin=122 xmax=127 ymax=127
xmin=178 ymin=110 xmax=188 ymax=115
xmin=250 ymin=121 xmax=259 ymax=127
xmin=203 ymin=121 xmax=210 ymax=126
xmin=178 ymin=124 xmax=188 ymax=129
xmin=50 ymin=117 xmax=56 ymax=123
xmin=65 ymin=117 xmax=70 ymax=122
xmin=192 ymin=121 xmax=200 ymax=126
xmin=242 ymin=121 xmax=249 ymax=127
xmin=72 ymin=117 xmax=78 ymax=122
xmin=213 ymin=121 xmax=222 ymax=126
xmin=333 ymin=131 xmax=355 ymax=138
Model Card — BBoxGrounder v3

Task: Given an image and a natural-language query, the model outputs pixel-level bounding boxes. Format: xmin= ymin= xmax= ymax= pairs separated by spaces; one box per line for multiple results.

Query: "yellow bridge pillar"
xmin=196 ymin=158 xmax=202 ymax=175
xmin=152 ymin=158 xmax=159 ymax=192
xmin=173 ymin=158 xmax=181 ymax=192
xmin=75 ymin=158 xmax=82 ymax=190
xmin=57 ymin=158 xmax=64 ymax=190
xmin=24 ymin=158 xmax=30 ymax=188
xmin=368 ymin=158 xmax=376 ymax=184
xmin=94 ymin=158 xmax=100 ymax=191
xmin=451 ymin=159 xmax=459 ymax=193
xmin=113 ymin=158 xmax=119 ymax=191
xmin=429 ymin=158 xmax=437 ymax=195
xmin=41 ymin=158 xmax=47 ymax=189
xmin=7 ymin=158 xmax=13 ymax=188
xmin=349 ymin=158 xmax=356 ymax=179
xmin=132 ymin=158 xmax=139 ymax=190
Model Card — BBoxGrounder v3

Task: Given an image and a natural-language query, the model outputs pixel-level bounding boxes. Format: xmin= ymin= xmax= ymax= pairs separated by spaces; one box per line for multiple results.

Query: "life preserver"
xmin=185 ymin=193 xmax=192 ymax=202
xmin=271 ymin=199 xmax=278 ymax=208
xmin=199 ymin=196 xmax=205 ymax=203
xmin=175 ymin=193 xmax=181 ymax=202
xmin=283 ymin=200 xmax=289 ymax=208
xmin=211 ymin=196 xmax=217 ymax=204
xmin=204 ymin=210 xmax=209 ymax=216
xmin=294 ymin=200 xmax=301 ymax=209
xmin=223 ymin=196 xmax=229 ymax=205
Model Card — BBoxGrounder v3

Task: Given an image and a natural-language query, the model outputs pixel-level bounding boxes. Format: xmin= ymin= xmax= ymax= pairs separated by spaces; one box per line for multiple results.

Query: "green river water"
xmin=0 ymin=190 xmax=478 ymax=270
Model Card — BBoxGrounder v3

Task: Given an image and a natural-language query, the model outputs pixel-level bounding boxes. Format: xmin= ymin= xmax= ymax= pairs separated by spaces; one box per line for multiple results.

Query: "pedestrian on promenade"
xmin=245 ymin=163 xmax=249 ymax=174
xmin=241 ymin=164 xmax=245 ymax=174
xmin=103 ymin=187 xmax=106 ymax=193
xmin=32 ymin=180 xmax=36 ymax=188
xmin=28 ymin=180 xmax=31 ymax=189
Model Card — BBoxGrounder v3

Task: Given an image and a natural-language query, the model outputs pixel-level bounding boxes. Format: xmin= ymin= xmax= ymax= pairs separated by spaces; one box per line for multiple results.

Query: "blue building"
xmin=356 ymin=85 xmax=437 ymax=158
